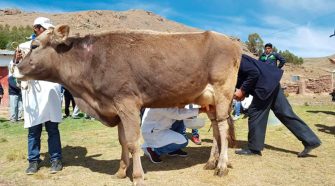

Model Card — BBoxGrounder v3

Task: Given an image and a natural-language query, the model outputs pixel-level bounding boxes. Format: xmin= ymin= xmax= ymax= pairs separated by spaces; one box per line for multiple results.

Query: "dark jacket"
xmin=259 ymin=52 xmax=286 ymax=68
xmin=237 ymin=54 xmax=283 ymax=100
xmin=8 ymin=76 xmax=21 ymax=95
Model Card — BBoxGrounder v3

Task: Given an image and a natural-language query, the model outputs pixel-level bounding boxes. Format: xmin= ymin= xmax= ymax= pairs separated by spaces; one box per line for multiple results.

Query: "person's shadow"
xmin=235 ymin=140 xmax=317 ymax=157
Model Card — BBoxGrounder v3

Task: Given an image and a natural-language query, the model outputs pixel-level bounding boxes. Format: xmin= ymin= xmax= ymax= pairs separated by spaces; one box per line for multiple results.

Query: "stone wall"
xmin=282 ymin=74 xmax=332 ymax=94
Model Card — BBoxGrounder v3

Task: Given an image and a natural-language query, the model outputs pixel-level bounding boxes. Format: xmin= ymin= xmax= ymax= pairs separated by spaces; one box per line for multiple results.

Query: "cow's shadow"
xmin=41 ymin=145 xmax=120 ymax=175
xmin=58 ymin=145 xmax=211 ymax=178
xmin=306 ymin=110 xmax=335 ymax=116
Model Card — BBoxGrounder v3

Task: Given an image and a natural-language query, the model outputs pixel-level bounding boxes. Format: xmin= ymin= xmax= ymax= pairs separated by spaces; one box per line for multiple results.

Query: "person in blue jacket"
xmin=234 ymin=54 xmax=321 ymax=157
xmin=259 ymin=43 xmax=285 ymax=68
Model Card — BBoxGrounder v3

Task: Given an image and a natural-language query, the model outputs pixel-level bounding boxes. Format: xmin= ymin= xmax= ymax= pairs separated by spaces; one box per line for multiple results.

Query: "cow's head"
xmin=13 ymin=24 xmax=70 ymax=80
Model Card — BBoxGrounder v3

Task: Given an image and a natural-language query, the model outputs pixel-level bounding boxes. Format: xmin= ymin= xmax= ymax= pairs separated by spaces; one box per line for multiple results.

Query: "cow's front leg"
xmin=116 ymin=123 xmax=130 ymax=179
xmin=116 ymin=100 xmax=145 ymax=186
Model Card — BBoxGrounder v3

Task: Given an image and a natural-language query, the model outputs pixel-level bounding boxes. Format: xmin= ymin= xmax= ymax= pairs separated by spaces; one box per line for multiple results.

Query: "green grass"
xmin=0 ymin=104 xmax=334 ymax=186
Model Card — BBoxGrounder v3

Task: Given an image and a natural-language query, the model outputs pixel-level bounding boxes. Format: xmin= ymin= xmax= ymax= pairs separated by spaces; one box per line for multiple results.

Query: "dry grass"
xmin=0 ymin=104 xmax=334 ymax=186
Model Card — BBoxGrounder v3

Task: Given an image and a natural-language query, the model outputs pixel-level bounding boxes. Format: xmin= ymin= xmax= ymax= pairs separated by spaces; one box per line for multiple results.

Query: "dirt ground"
xmin=0 ymin=102 xmax=334 ymax=186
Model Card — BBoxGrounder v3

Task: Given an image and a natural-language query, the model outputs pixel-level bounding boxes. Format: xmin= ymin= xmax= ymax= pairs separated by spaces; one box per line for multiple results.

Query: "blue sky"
xmin=1 ymin=0 xmax=335 ymax=57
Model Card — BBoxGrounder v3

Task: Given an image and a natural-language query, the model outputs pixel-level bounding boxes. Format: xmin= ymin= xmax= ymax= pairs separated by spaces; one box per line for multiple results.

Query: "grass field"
xmin=0 ymin=104 xmax=334 ymax=186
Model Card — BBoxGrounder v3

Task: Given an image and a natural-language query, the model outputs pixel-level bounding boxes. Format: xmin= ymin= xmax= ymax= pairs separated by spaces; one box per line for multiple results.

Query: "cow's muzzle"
xmin=12 ymin=65 xmax=24 ymax=79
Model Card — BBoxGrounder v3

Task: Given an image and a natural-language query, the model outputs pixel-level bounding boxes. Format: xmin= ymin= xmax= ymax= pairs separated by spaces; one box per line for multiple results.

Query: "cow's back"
xmin=88 ymin=31 xmax=240 ymax=108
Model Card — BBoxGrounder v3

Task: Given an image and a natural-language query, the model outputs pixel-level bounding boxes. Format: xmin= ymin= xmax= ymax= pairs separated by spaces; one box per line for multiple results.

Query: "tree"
xmin=279 ymin=50 xmax=304 ymax=65
xmin=245 ymin=33 xmax=264 ymax=56
xmin=0 ymin=24 xmax=32 ymax=50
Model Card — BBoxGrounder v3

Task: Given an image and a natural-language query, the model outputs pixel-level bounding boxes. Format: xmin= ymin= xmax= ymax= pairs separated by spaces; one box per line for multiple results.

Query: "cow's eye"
xmin=31 ymin=45 xmax=39 ymax=50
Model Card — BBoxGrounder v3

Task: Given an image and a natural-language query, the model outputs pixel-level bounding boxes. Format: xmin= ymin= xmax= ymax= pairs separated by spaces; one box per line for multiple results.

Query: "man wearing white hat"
xmin=14 ymin=17 xmax=63 ymax=175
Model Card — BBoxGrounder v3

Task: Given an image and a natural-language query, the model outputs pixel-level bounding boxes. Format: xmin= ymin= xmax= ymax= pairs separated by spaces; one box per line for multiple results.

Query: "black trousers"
xmin=64 ymin=90 xmax=75 ymax=117
xmin=247 ymin=85 xmax=321 ymax=151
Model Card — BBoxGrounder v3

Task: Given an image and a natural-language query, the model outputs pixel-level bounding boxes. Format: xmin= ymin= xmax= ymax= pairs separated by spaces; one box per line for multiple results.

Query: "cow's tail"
xmin=227 ymin=111 xmax=236 ymax=148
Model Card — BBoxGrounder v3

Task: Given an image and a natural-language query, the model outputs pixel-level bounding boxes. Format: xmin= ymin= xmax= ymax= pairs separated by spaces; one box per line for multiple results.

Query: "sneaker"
xmin=168 ymin=149 xmax=188 ymax=157
xmin=232 ymin=115 xmax=241 ymax=121
xmin=143 ymin=147 xmax=162 ymax=163
xmin=191 ymin=135 xmax=202 ymax=145
xmin=26 ymin=161 xmax=39 ymax=175
xmin=50 ymin=159 xmax=63 ymax=174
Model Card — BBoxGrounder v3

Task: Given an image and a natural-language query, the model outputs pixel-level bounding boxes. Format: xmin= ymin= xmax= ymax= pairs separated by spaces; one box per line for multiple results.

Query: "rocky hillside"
xmin=1 ymin=9 xmax=199 ymax=35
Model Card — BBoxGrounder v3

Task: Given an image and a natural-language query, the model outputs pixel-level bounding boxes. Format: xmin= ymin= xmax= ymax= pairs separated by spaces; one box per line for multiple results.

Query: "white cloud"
xmin=264 ymin=26 xmax=335 ymax=57
xmin=260 ymin=16 xmax=297 ymax=28
xmin=262 ymin=0 xmax=335 ymax=14
xmin=202 ymin=20 xmax=335 ymax=57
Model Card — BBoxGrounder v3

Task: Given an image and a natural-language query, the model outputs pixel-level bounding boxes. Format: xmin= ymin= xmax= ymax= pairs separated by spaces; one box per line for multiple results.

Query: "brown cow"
xmin=13 ymin=25 xmax=241 ymax=185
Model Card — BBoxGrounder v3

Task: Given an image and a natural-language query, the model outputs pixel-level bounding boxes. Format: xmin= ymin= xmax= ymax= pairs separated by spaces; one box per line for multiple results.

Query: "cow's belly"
xmin=142 ymin=84 xmax=213 ymax=108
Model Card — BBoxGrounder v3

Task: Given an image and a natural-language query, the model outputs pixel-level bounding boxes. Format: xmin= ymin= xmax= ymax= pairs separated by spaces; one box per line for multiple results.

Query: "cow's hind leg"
xmin=204 ymin=112 xmax=220 ymax=170
xmin=215 ymin=118 xmax=229 ymax=176
xmin=213 ymin=86 xmax=235 ymax=177
xmin=116 ymin=99 xmax=145 ymax=186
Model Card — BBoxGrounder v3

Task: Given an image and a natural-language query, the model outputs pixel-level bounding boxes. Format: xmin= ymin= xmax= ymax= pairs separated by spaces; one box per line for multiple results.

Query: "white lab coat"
xmin=141 ymin=108 xmax=199 ymax=148
xmin=22 ymin=80 xmax=62 ymax=128
xmin=16 ymin=40 xmax=62 ymax=128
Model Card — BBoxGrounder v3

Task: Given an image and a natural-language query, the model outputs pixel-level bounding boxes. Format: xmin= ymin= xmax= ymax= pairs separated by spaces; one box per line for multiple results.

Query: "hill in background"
xmin=1 ymin=8 xmax=334 ymax=83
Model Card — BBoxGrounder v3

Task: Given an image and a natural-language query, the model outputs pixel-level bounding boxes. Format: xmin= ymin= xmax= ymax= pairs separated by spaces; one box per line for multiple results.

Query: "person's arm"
xmin=239 ymin=60 xmax=260 ymax=95
xmin=159 ymin=107 xmax=207 ymax=120
xmin=275 ymin=53 xmax=286 ymax=69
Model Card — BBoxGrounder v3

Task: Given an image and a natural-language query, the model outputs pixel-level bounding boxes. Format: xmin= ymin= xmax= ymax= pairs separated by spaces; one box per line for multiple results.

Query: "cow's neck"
xmin=54 ymin=40 xmax=105 ymax=114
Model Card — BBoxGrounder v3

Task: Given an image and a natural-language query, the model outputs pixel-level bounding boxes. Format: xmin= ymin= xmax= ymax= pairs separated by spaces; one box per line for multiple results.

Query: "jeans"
xmin=154 ymin=120 xmax=188 ymax=155
xmin=234 ymin=100 xmax=241 ymax=116
xmin=9 ymin=94 xmax=23 ymax=121
xmin=27 ymin=121 xmax=62 ymax=162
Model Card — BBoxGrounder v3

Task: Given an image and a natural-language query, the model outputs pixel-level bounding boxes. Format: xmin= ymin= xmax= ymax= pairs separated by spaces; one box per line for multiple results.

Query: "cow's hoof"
xmin=203 ymin=161 xmax=216 ymax=170
xmin=214 ymin=167 xmax=229 ymax=177
xmin=227 ymin=162 xmax=233 ymax=168
xmin=133 ymin=179 xmax=145 ymax=186
xmin=115 ymin=171 xmax=126 ymax=179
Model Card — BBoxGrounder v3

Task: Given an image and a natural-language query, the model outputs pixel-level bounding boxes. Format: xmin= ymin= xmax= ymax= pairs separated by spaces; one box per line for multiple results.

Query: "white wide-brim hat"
xmin=33 ymin=17 xmax=54 ymax=29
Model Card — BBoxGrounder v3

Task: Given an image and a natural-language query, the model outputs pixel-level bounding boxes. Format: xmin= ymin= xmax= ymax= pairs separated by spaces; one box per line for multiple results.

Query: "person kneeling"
xmin=141 ymin=107 xmax=206 ymax=163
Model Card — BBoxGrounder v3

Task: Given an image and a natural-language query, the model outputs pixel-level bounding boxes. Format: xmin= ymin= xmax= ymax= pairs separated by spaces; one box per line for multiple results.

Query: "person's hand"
xmin=0 ymin=95 xmax=3 ymax=99
xmin=234 ymin=89 xmax=245 ymax=101
xmin=15 ymin=49 xmax=22 ymax=63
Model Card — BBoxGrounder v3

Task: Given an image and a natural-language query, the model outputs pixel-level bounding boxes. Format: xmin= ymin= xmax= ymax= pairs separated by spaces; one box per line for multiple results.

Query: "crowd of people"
xmin=0 ymin=16 xmax=321 ymax=175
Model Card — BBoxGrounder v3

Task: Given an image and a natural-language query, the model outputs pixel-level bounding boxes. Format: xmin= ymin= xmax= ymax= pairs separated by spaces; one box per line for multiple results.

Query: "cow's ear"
xmin=54 ymin=24 xmax=70 ymax=39
xmin=53 ymin=24 xmax=70 ymax=45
